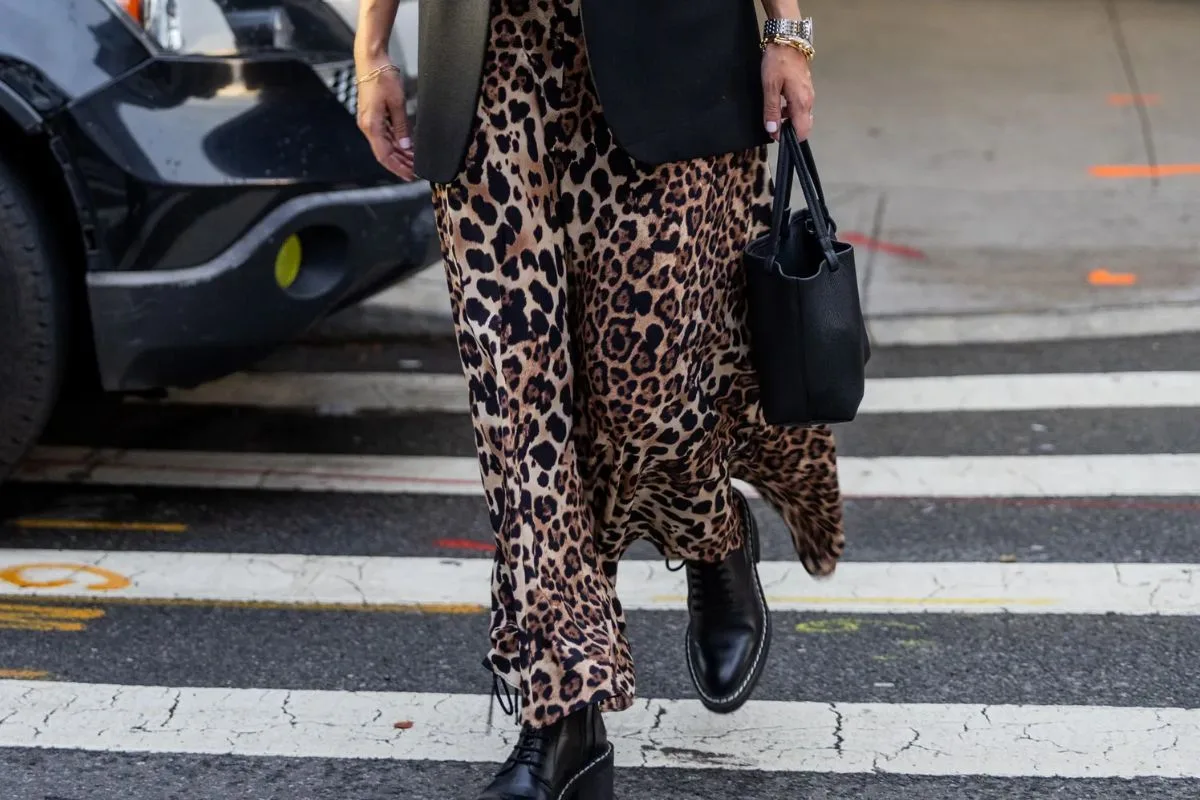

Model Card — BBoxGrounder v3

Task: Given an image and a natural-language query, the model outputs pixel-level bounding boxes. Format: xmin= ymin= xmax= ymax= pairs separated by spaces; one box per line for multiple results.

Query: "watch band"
xmin=763 ymin=17 xmax=814 ymax=45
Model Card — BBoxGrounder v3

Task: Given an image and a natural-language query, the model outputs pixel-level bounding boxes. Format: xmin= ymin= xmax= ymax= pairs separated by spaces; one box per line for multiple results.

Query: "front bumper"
xmin=57 ymin=56 xmax=439 ymax=391
xmin=87 ymin=182 xmax=438 ymax=391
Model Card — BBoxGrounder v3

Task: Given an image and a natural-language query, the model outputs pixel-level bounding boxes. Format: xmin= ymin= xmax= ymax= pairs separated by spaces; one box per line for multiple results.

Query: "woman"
xmin=354 ymin=1 xmax=844 ymax=797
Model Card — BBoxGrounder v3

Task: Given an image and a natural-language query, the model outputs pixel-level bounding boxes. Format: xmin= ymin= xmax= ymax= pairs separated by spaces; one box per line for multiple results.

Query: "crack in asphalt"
xmin=830 ymin=703 xmax=846 ymax=757
xmin=281 ymin=692 xmax=298 ymax=728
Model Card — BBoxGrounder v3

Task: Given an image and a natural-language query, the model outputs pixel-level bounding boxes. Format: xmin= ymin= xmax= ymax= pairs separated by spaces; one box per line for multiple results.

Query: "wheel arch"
xmin=0 ymin=88 xmax=102 ymax=393
xmin=0 ymin=79 xmax=41 ymax=133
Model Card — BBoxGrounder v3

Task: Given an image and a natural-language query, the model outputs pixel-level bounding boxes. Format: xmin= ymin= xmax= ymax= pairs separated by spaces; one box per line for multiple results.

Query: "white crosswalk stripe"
xmin=4 ymin=679 xmax=1199 ymax=777
xmin=16 ymin=446 xmax=1200 ymax=498
xmin=4 ymin=355 xmax=1200 ymax=794
xmin=162 ymin=369 xmax=1200 ymax=415
xmin=3 ymin=550 xmax=1199 ymax=616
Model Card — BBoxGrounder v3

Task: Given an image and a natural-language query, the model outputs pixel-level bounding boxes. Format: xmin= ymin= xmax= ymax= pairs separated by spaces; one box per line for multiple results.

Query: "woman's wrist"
xmin=354 ymin=40 xmax=390 ymax=64
xmin=761 ymin=0 xmax=802 ymax=18
xmin=354 ymin=0 xmax=399 ymax=64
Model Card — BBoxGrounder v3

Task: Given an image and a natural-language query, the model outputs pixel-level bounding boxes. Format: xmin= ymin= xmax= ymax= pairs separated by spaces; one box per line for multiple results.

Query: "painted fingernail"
xmin=399 ymin=137 xmax=413 ymax=150
xmin=766 ymin=120 xmax=779 ymax=133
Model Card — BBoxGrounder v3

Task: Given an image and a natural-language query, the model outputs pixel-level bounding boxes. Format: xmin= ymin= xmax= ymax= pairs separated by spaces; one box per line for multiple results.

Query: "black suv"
xmin=0 ymin=0 xmax=435 ymax=477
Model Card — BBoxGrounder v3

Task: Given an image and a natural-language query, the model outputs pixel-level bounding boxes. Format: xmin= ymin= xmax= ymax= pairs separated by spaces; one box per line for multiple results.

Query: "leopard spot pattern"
xmin=431 ymin=0 xmax=845 ymax=729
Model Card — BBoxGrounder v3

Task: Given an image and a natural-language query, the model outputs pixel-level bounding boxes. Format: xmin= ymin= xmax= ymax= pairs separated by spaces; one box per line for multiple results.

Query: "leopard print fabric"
xmin=430 ymin=0 xmax=845 ymax=729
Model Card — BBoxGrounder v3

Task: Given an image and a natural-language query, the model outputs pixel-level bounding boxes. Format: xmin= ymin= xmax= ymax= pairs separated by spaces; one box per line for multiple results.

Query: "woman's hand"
xmin=354 ymin=56 xmax=415 ymax=180
xmin=761 ymin=43 xmax=814 ymax=141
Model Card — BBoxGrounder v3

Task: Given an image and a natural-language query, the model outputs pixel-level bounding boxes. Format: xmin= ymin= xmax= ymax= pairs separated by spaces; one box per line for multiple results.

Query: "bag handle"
xmin=765 ymin=122 xmax=842 ymax=271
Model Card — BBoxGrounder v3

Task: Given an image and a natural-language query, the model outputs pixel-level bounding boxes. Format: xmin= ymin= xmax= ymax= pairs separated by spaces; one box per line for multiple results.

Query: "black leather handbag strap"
xmin=765 ymin=123 xmax=841 ymax=270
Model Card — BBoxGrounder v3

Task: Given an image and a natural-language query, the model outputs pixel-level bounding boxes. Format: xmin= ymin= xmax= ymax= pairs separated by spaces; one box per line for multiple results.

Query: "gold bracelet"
xmin=355 ymin=63 xmax=402 ymax=85
xmin=761 ymin=34 xmax=815 ymax=61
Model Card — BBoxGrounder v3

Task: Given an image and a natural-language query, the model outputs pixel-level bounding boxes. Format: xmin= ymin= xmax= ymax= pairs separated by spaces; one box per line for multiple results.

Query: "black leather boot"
xmin=684 ymin=490 xmax=771 ymax=713
xmin=477 ymin=700 xmax=614 ymax=800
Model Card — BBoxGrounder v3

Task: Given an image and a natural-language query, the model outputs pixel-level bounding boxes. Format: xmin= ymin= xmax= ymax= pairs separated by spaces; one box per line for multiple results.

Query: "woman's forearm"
xmin=759 ymin=0 xmax=802 ymax=17
xmin=355 ymin=0 xmax=401 ymax=61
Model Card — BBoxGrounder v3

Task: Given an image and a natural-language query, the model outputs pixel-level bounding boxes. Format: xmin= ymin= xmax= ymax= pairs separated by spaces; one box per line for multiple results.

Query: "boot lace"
xmin=666 ymin=555 xmax=742 ymax=617
xmin=492 ymin=676 xmax=556 ymax=789
xmin=510 ymin=726 xmax=552 ymax=770
xmin=687 ymin=557 xmax=741 ymax=618
xmin=492 ymin=672 xmax=522 ymax=721
xmin=670 ymin=493 xmax=752 ymax=618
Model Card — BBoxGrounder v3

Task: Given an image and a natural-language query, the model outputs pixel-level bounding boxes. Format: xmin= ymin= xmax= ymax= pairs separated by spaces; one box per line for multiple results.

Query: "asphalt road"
xmin=2 ymin=332 xmax=1200 ymax=799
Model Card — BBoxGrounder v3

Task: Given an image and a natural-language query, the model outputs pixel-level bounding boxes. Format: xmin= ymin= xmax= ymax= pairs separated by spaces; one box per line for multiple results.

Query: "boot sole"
xmin=684 ymin=495 xmax=772 ymax=715
xmin=556 ymin=742 xmax=615 ymax=800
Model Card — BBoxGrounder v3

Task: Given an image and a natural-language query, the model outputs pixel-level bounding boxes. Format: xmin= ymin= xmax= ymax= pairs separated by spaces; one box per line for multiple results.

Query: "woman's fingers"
xmin=784 ymin=82 xmax=815 ymax=140
xmin=384 ymin=152 xmax=413 ymax=180
xmin=357 ymin=99 xmax=394 ymax=167
xmin=357 ymin=73 xmax=415 ymax=180
xmin=359 ymin=112 xmax=390 ymax=163
xmin=386 ymin=92 xmax=416 ymax=180
xmin=762 ymin=73 xmax=783 ymax=140
xmin=762 ymin=45 xmax=814 ymax=142
xmin=388 ymin=95 xmax=412 ymax=150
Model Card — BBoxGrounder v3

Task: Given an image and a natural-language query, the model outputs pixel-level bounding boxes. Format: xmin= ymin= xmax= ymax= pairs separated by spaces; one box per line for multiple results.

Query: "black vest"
xmin=413 ymin=0 xmax=770 ymax=184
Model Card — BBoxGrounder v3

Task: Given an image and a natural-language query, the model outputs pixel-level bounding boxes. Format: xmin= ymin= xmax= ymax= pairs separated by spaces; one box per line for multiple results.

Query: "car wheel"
xmin=0 ymin=153 xmax=68 ymax=481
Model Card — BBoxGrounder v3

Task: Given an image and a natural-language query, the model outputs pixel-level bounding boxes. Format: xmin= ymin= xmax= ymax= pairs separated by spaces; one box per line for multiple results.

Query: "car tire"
xmin=0 ymin=153 xmax=68 ymax=481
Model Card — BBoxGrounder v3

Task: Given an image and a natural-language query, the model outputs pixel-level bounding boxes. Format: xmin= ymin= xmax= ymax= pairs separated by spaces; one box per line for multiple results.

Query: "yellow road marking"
xmin=794 ymin=618 xmax=925 ymax=635
xmin=898 ymin=639 xmax=937 ymax=649
xmin=4 ymin=595 xmax=486 ymax=615
xmin=878 ymin=621 xmax=923 ymax=630
xmin=0 ymin=619 xmax=87 ymax=632
xmin=0 ymin=563 xmax=131 ymax=591
xmin=0 ymin=603 xmax=104 ymax=619
xmin=0 ymin=602 xmax=105 ymax=632
xmin=795 ymin=618 xmax=863 ymax=634
xmin=655 ymin=594 xmax=1059 ymax=607
xmin=7 ymin=518 xmax=187 ymax=533
xmin=0 ymin=669 xmax=50 ymax=679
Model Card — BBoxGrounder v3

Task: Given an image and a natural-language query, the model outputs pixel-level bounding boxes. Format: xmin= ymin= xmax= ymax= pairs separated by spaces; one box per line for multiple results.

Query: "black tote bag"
xmin=743 ymin=123 xmax=870 ymax=426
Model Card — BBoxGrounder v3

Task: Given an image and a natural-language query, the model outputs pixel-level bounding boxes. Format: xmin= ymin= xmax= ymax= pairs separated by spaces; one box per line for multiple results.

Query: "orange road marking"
xmin=1090 ymin=164 xmax=1200 ymax=179
xmin=0 ymin=602 xmax=105 ymax=632
xmin=1108 ymin=93 xmax=1160 ymax=106
xmin=0 ymin=669 xmax=50 ymax=679
xmin=0 ymin=619 xmax=87 ymax=632
xmin=1088 ymin=269 xmax=1138 ymax=286
xmin=840 ymin=232 xmax=927 ymax=260
xmin=8 ymin=518 xmax=187 ymax=533
xmin=2 ymin=595 xmax=486 ymax=615
xmin=0 ymin=603 xmax=104 ymax=619
xmin=0 ymin=563 xmax=131 ymax=591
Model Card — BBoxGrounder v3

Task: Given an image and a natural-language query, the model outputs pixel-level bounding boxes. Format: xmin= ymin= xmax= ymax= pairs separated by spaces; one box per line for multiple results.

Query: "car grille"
xmin=314 ymin=61 xmax=359 ymax=116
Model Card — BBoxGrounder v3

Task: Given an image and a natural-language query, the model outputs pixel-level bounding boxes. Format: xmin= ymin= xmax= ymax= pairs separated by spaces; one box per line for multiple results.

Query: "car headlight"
xmin=114 ymin=0 xmax=298 ymax=55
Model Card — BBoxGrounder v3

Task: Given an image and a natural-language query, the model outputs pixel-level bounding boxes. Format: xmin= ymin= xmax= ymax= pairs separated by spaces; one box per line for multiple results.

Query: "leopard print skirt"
xmin=431 ymin=0 xmax=845 ymax=729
